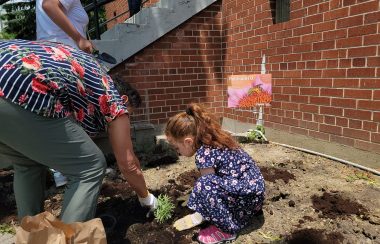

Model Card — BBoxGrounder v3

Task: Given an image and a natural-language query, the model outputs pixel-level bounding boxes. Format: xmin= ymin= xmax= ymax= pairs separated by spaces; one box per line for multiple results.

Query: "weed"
xmin=247 ymin=125 xmax=267 ymax=143
xmin=154 ymin=194 xmax=175 ymax=224
xmin=258 ymin=230 xmax=282 ymax=241
xmin=0 ymin=223 xmax=15 ymax=235
xmin=346 ymin=170 xmax=378 ymax=186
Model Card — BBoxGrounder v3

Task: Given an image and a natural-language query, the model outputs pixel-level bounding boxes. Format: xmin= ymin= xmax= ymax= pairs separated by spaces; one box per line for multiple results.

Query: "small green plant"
xmin=346 ymin=171 xmax=378 ymax=186
xmin=247 ymin=125 xmax=267 ymax=143
xmin=154 ymin=194 xmax=175 ymax=224
xmin=258 ymin=231 xmax=282 ymax=241
xmin=0 ymin=223 xmax=15 ymax=235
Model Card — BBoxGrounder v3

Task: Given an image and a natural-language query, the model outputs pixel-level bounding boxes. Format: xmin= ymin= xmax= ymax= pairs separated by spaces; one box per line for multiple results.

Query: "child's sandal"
xmin=197 ymin=225 xmax=236 ymax=244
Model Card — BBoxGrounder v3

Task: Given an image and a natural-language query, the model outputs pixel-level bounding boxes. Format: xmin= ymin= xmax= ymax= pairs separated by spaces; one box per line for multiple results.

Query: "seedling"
xmin=0 ymin=223 xmax=15 ymax=235
xmin=247 ymin=125 xmax=267 ymax=143
xmin=258 ymin=231 xmax=282 ymax=241
xmin=154 ymin=194 xmax=175 ymax=224
xmin=346 ymin=170 xmax=378 ymax=186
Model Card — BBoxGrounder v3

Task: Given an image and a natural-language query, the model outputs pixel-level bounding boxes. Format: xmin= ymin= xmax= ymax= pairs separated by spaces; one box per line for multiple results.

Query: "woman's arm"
xmin=42 ymin=0 xmax=93 ymax=53
xmin=107 ymin=114 xmax=148 ymax=198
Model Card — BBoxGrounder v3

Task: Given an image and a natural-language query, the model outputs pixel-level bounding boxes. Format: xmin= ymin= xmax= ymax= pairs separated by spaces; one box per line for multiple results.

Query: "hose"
xmin=270 ymin=141 xmax=380 ymax=176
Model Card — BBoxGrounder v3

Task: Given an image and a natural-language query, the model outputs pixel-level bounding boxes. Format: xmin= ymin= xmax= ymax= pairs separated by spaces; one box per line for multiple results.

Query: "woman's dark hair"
xmin=112 ymin=76 xmax=142 ymax=108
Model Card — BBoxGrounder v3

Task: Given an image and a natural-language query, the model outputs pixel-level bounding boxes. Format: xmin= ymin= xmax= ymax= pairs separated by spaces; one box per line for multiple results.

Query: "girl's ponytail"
xmin=185 ymin=103 xmax=239 ymax=150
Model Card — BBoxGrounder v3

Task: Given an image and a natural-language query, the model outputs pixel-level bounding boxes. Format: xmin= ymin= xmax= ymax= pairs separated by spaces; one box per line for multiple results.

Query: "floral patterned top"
xmin=0 ymin=39 xmax=128 ymax=136
xmin=195 ymin=144 xmax=265 ymax=195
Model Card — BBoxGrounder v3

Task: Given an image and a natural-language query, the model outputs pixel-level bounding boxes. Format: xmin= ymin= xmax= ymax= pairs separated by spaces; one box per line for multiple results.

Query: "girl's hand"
xmin=200 ymin=167 xmax=215 ymax=176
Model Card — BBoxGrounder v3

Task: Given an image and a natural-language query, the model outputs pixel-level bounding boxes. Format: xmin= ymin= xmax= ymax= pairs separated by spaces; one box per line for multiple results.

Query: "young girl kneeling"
xmin=165 ymin=103 xmax=265 ymax=244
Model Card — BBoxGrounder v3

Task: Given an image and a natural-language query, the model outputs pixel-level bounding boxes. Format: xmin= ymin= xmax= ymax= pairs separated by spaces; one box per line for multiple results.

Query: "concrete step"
xmin=94 ymin=0 xmax=218 ymax=68
xmin=124 ymin=6 xmax=172 ymax=25
xmin=100 ymin=23 xmax=141 ymax=40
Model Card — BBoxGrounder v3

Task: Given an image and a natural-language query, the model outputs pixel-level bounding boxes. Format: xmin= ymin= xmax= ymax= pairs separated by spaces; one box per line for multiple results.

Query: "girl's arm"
xmin=200 ymin=167 xmax=215 ymax=175
xmin=107 ymin=114 xmax=148 ymax=198
xmin=42 ymin=0 xmax=93 ymax=53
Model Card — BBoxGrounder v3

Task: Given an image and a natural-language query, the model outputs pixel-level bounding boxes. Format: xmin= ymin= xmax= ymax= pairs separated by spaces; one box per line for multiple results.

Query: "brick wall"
xmin=109 ymin=3 xmax=224 ymax=124
xmin=221 ymin=0 xmax=380 ymax=154
xmin=106 ymin=0 xmax=380 ymax=154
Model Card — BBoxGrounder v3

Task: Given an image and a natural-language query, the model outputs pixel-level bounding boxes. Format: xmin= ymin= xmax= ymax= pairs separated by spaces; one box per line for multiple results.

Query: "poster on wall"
xmin=227 ymin=74 xmax=272 ymax=108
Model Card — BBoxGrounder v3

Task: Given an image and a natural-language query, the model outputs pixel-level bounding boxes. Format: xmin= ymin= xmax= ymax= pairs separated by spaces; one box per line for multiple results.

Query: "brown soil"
xmin=0 ymin=143 xmax=379 ymax=243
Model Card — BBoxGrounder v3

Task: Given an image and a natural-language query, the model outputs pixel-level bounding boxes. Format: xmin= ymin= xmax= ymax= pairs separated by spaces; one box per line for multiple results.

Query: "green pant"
xmin=0 ymin=98 xmax=106 ymax=223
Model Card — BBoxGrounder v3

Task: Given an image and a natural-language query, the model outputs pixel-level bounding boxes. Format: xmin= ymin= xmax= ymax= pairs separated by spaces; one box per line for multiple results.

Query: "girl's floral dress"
xmin=187 ymin=144 xmax=265 ymax=234
xmin=0 ymin=39 xmax=128 ymax=136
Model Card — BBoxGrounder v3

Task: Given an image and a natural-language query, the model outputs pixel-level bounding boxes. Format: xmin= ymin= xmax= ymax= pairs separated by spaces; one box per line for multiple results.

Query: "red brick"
xmin=344 ymin=89 xmax=372 ymax=99
xmin=364 ymin=33 xmax=380 ymax=46
xmin=339 ymin=59 xmax=351 ymax=68
xmin=320 ymin=106 xmax=343 ymax=116
xmin=322 ymin=69 xmax=346 ymax=78
xmin=365 ymin=11 xmax=380 ymax=24
xmin=320 ymin=124 xmax=342 ymax=135
xmin=330 ymin=135 xmax=355 ymax=147
xmin=343 ymin=128 xmax=370 ymax=141
xmin=325 ymin=115 xmax=336 ymax=125
xmin=358 ymin=100 xmax=380 ymax=110
xmin=324 ymin=7 xmax=349 ymax=20
xmin=349 ymin=119 xmax=363 ymax=129
xmin=363 ymin=121 xmax=378 ymax=132
xmin=336 ymin=117 xmax=348 ymax=127
xmin=374 ymin=112 xmax=380 ymax=122
xmin=371 ymin=133 xmax=380 ymax=143
xmin=348 ymin=24 xmax=378 ymax=37
xmin=300 ymin=87 xmax=319 ymax=96
xmin=290 ymin=126 xmax=309 ymax=136
xmin=348 ymin=46 xmax=377 ymax=58
xmin=337 ymin=16 xmax=363 ymax=28
xmin=347 ymin=68 xmax=376 ymax=77
xmin=344 ymin=109 xmax=372 ymax=120
xmin=310 ymin=79 xmax=333 ymax=87
xmin=374 ymin=90 xmax=380 ymax=100
xmin=350 ymin=1 xmax=379 ymax=15
xmin=321 ymin=88 xmax=344 ymax=97
xmin=309 ymin=130 xmax=330 ymax=141
xmin=354 ymin=140 xmax=380 ymax=154
xmin=336 ymin=36 xmax=362 ymax=48
xmin=331 ymin=98 xmax=356 ymax=108
xmin=322 ymin=29 xmax=347 ymax=41
xmin=360 ymin=79 xmax=380 ymax=88
xmin=310 ymin=96 xmax=331 ymax=106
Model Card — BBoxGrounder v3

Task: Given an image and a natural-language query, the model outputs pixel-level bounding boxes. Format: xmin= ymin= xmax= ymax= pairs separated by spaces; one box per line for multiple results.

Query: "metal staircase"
xmin=92 ymin=0 xmax=218 ymax=68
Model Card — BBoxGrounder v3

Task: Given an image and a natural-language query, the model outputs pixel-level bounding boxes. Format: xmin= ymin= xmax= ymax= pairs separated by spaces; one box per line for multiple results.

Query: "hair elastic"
xmin=186 ymin=107 xmax=194 ymax=116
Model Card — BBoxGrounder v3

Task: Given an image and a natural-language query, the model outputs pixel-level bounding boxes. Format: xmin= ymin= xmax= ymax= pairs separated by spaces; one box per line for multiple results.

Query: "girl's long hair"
xmin=165 ymin=103 xmax=239 ymax=150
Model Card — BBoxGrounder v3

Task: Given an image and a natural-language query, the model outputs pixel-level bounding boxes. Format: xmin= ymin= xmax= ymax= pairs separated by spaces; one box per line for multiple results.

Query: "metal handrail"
xmin=85 ymin=0 xmax=150 ymax=39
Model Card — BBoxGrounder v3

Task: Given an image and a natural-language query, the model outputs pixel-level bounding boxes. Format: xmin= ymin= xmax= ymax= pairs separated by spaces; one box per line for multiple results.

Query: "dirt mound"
xmin=261 ymin=166 xmax=295 ymax=184
xmin=176 ymin=169 xmax=200 ymax=186
xmin=311 ymin=191 xmax=368 ymax=219
xmin=286 ymin=228 xmax=345 ymax=244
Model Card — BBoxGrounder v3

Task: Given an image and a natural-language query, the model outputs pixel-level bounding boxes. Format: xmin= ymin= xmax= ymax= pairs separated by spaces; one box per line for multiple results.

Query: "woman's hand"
xmin=42 ymin=0 xmax=92 ymax=53
xmin=76 ymin=37 xmax=93 ymax=54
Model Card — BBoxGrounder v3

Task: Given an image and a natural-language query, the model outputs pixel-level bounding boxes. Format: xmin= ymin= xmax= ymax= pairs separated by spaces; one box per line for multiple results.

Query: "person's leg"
xmin=0 ymin=142 xmax=47 ymax=218
xmin=0 ymin=98 xmax=106 ymax=223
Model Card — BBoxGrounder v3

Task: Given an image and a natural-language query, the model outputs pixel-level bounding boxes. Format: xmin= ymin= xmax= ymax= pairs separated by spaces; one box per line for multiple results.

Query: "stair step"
xmin=124 ymin=7 xmax=172 ymax=25
xmin=95 ymin=0 xmax=218 ymax=68
xmin=101 ymin=23 xmax=142 ymax=40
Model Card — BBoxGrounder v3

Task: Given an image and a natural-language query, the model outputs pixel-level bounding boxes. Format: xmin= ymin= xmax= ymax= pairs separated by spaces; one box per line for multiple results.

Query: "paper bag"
xmin=15 ymin=211 xmax=107 ymax=244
